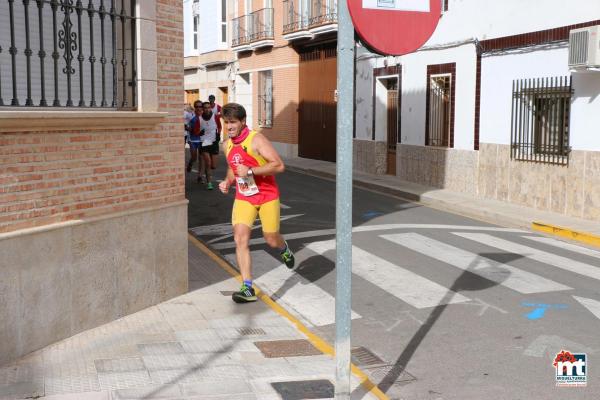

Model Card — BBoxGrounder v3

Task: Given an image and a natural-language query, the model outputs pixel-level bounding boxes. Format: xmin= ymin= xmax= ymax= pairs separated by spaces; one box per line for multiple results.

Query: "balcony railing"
xmin=283 ymin=0 xmax=337 ymax=35
xmin=308 ymin=0 xmax=337 ymax=28
xmin=231 ymin=8 xmax=274 ymax=50
xmin=231 ymin=15 xmax=250 ymax=47
xmin=249 ymin=8 xmax=274 ymax=42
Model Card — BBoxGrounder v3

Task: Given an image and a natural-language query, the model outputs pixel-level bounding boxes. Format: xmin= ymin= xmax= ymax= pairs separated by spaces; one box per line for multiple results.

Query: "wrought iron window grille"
xmin=510 ymin=76 xmax=572 ymax=165
xmin=0 ymin=0 xmax=137 ymax=109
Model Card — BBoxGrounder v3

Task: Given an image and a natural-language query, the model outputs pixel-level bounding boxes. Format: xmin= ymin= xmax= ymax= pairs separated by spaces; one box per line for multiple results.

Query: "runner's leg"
xmin=260 ymin=199 xmax=295 ymax=268
xmin=232 ymin=200 xmax=259 ymax=302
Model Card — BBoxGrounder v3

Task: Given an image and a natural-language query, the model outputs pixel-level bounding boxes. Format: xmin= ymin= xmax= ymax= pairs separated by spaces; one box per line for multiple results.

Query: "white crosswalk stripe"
xmin=306 ymin=240 xmax=471 ymax=309
xmin=573 ymin=296 xmax=600 ymax=321
xmin=454 ymin=232 xmax=600 ymax=281
xmin=381 ymin=233 xmax=571 ymax=294
xmin=523 ymin=236 xmax=600 ymax=260
xmin=225 ymin=250 xmax=361 ymax=327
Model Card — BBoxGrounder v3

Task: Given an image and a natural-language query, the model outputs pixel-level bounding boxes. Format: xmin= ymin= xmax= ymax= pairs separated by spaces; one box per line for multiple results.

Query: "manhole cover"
xmin=237 ymin=327 xmax=266 ymax=336
xmin=271 ymin=379 xmax=334 ymax=400
xmin=351 ymin=346 xmax=385 ymax=367
xmin=366 ymin=364 xmax=417 ymax=388
xmin=253 ymin=339 xmax=322 ymax=358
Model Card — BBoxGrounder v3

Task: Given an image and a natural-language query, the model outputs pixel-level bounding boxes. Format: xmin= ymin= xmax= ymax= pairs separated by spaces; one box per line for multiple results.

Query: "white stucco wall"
xmin=480 ymin=46 xmax=570 ymax=146
xmin=183 ymin=0 xmax=228 ymax=58
xmin=428 ymin=0 xmax=600 ymax=45
xmin=400 ymin=43 xmax=477 ymax=150
xmin=571 ymin=73 xmax=600 ymax=151
xmin=480 ymin=45 xmax=600 ymax=151
xmin=234 ymin=72 xmax=253 ymax=128
xmin=355 ymin=0 xmax=600 ymax=152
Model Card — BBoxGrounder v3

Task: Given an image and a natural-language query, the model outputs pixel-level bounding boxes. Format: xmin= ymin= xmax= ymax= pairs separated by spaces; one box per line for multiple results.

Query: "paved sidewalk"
xmin=283 ymin=157 xmax=600 ymax=246
xmin=0 ymin=237 xmax=381 ymax=400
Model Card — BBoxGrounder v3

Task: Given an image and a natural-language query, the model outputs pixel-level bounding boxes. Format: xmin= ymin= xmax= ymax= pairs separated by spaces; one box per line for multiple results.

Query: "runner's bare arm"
xmin=244 ymin=133 xmax=285 ymax=176
xmin=219 ymin=167 xmax=235 ymax=193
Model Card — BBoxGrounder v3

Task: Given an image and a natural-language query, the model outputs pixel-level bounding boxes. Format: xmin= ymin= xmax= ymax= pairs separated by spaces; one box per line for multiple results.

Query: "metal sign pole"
xmin=335 ymin=0 xmax=354 ymax=398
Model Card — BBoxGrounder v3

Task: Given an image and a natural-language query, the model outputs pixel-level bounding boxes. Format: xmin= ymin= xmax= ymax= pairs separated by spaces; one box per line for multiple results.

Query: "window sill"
xmin=0 ymin=110 xmax=168 ymax=132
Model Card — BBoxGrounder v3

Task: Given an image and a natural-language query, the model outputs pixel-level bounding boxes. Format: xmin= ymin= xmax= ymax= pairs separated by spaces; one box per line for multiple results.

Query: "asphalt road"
xmin=186 ymin=154 xmax=600 ymax=400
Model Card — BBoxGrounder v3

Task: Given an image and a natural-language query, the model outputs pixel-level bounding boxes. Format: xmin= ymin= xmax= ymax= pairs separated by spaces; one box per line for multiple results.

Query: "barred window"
xmin=427 ymin=74 xmax=452 ymax=147
xmin=193 ymin=14 xmax=199 ymax=50
xmin=511 ymin=76 xmax=571 ymax=165
xmin=258 ymin=69 xmax=272 ymax=128
xmin=221 ymin=0 xmax=227 ymax=43
xmin=0 ymin=0 xmax=137 ymax=109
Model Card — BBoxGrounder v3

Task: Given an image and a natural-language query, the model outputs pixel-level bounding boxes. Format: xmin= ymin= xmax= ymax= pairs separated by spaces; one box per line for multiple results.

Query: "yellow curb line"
xmin=188 ymin=233 xmax=390 ymax=400
xmin=532 ymin=222 xmax=600 ymax=249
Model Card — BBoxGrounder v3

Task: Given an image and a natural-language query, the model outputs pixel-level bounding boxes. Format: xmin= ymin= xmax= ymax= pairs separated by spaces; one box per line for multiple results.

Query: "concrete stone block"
xmin=19 ymin=228 xmax=72 ymax=357
xmin=70 ymin=219 xmax=119 ymax=333
xmin=154 ymin=205 xmax=188 ymax=303
xmin=549 ymin=173 xmax=567 ymax=214
xmin=583 ymin=176 xmax=600 ymax=221
xmin=138 ymin=19 xmax=157 ymax=52
xmin=0 ymin=238 xmax=21 ymax=365
xmin=115 ymin=211 xmax=156 ymax=316
xmin=566 ymin=176 xmax=585 ymax=219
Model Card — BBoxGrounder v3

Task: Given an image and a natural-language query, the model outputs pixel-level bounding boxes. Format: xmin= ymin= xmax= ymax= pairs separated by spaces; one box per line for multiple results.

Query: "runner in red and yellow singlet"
xmin=219 ymin=103 xmax=295 ymax=303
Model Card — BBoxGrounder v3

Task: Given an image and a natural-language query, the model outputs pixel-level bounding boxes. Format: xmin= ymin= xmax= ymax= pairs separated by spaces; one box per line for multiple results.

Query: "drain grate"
xmin=253 ymin=339 xmax=322 ymax=358
xmin=271 ymin=379 xmax=334 ymax=400
xmin=237 ymin=327 xmax=266 ymax=336
xmin=351 ymin=346 xmax=385 ymax=367
xmin=365 ymin=364 xmax=417 ymax=388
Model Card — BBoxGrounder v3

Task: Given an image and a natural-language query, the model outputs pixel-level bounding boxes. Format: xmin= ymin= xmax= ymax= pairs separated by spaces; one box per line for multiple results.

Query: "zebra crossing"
xmin=221 ymin=227 xmax=600 ymax=328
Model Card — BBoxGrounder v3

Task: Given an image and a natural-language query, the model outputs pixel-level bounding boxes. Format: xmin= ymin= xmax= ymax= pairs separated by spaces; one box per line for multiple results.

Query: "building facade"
xmin=355 ymin=0 xmax=600 ymax=221
xmin=227 ymin=0 xmax=338 ymax=159
xmin=183 ymin=0 xmax=233 ymax=106
xmin=0 ymin=0 xmax=187 ymax=364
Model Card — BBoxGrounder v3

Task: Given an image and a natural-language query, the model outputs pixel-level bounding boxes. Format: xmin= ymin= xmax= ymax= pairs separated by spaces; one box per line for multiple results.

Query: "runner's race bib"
xmin=236 ymin=175 xmax=260 ymax=196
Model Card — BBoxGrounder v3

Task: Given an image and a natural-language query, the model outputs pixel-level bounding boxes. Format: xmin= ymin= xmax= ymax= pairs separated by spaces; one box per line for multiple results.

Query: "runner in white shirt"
xmin=198 ymin=101 xmax=219 ymax=190
xmin=208 ymin=95 xmax=222 ymax=170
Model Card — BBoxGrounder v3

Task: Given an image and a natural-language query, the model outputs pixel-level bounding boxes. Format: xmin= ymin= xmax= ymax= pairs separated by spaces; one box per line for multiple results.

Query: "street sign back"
xmin=348 ymin=0 xmax=441 ymax=56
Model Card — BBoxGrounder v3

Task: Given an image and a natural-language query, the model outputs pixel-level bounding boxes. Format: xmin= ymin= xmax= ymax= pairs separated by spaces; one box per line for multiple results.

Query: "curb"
xmin=286 ymin=165 xmax=599 ymax=246
xmin=285 ymin=165 xmax=529 ymax=229
xmin=532 ymin=222 xmax=600 ymax=249
xmin=188 ymin=233 xmax=390 ymax=400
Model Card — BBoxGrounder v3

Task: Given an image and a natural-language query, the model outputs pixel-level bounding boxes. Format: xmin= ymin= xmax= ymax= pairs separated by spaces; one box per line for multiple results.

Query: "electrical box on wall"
xmin=568 ymin=25 xmax=600 ymax=70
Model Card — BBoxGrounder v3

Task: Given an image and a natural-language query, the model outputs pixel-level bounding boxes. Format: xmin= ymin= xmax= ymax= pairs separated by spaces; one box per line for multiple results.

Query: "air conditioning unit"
xmin=568 ymin=25 xmax=600 ymax=69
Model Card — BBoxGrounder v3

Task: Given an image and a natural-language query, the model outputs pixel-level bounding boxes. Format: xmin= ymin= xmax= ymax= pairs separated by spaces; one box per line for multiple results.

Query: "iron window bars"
xmin=0 ymin=0 xmax=137 ymax=109
xmin=510 ymin=76 xmax=572 ymax=165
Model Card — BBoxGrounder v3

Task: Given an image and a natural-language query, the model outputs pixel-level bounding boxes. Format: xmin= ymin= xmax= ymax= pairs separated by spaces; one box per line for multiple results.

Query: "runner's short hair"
xmin=193 ymin=99 xmax=203 ymax=108
xmin=222 ymin=103 xmax=246 ymax=121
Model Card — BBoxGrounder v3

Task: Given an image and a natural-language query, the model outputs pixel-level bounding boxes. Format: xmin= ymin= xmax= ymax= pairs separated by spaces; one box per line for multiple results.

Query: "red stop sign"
xmin=348 ymin=0 xmax=441 ymax=56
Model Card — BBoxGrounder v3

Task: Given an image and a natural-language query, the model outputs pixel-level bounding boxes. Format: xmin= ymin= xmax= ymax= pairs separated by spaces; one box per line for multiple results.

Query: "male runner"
xmin=186 ymin=100 xmax=204 ymax=182
xmin=199 ymin=101 xmax=218 ymax=190
xmin=208 ymin=95 xmax=222 ymax=169
xmin=218 ymin=103 xmax=295 ymax=303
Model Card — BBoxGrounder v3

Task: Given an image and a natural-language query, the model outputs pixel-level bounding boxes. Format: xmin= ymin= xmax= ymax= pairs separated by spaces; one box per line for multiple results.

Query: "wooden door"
xmin=185 ymin=90 xmax=199 ymax=106
xmin=298 ymin=44 xmax=337 ymax=162
xmin=219 ymin=86 xmax=229 ymax=105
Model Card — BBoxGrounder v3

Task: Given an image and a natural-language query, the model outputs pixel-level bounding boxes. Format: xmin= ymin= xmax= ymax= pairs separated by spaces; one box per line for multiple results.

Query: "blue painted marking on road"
xmin=526 ymin=308 xmax=547 ymax=320
xmin=521 ymin=302 xmax=568 ymax=320
xmin=363 ymin=211 xmax=384 ymax=219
